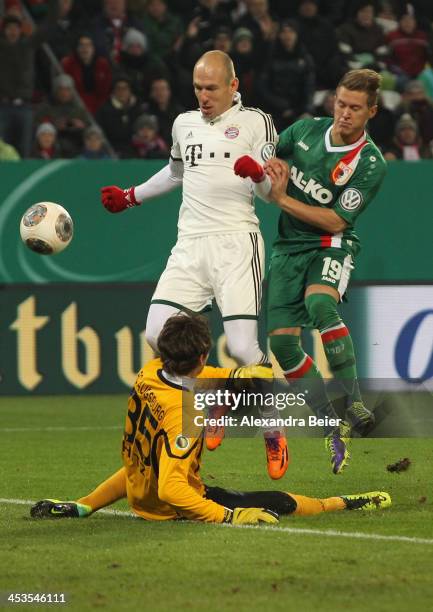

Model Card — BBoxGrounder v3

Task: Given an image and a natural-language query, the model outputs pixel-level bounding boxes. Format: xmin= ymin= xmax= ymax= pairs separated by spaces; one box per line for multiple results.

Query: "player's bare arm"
xmin=265 ymin=158 xmax=347 ymax=234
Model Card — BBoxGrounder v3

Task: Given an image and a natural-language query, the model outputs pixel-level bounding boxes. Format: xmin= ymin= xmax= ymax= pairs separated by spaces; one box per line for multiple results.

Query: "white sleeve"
xmin=134 ymin=117 xmax=184 ymax=203
xmin=252 ymin=174 xmax=272 ymax=202
xmin=251 ymin=112 xmax=279 ymax=202
xmin=134 ymin=161 xmax=183 ymax=203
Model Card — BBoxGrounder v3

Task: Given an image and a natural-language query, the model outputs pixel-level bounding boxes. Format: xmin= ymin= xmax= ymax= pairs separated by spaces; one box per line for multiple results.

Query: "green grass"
xmin=1 ymin=396 xmax=433 ymax=611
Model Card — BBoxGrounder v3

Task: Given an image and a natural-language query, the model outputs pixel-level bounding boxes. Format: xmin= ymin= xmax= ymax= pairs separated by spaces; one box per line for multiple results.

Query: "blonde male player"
xmin=100 ymin=50 xmax=288 ymax=479
xmin=31 ymin=314 xmax=391 ymax=522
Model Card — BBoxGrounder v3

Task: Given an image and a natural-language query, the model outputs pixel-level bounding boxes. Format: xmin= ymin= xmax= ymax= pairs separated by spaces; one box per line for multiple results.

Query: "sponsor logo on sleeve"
xmin=261 ymin=142 xmax=276 ymax=161
xmin=340 ymin=188 xmax=363 ymax=211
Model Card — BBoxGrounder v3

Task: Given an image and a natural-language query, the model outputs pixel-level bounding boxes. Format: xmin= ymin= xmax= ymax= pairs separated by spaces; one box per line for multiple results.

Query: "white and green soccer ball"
xmin=20 ymin=202 xmax=74 ymax=255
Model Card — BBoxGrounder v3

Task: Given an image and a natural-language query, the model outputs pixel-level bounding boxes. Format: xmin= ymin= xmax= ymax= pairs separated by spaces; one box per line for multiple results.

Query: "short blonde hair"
xmin=337 ymin=69 xmax=381 ymax=107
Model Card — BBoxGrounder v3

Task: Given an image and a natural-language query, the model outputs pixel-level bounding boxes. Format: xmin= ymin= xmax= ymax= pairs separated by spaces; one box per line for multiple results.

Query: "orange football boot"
xmin=205 ymin=405 xmax=229 ymax=451
xmin=264 ymin=431 xmax=290 ymax=479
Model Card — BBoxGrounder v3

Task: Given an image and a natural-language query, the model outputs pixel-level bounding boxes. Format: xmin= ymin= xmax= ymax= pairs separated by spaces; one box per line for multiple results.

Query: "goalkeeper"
xmin=31 ymin=315 xmax=390 ymax=525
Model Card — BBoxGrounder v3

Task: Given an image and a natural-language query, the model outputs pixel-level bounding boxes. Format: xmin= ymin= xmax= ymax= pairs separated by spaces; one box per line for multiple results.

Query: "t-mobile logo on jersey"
xmin=185 ymin=144 xmax=231 ymax=167
xmin=185 ymin=144 xmax=203 ymax=167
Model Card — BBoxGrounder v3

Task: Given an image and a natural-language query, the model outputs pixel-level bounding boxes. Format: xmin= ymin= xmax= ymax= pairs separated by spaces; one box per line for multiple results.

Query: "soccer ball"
xmin=20 ymin=202 xmax=74 ymax=255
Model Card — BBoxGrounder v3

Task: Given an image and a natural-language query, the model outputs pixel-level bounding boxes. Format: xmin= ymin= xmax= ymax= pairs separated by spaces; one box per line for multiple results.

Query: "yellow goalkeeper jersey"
xmin=122 ymin=358 xmax=232 ymax=522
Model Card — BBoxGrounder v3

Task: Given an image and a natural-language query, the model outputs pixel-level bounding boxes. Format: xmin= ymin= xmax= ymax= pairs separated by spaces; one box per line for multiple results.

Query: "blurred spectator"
xmin=25 ymin=0 xmax=101 ymax=23
xmin=237 ymin=0 xmax=277 ymax=67
xmin=128 ymin=0 xmax=148 ymax=17
xmin=231 ymin=27 xmax=257 ymax=107
xmin=212 ymin=25 xmax=232 ymax=53
xmin=31 ymin=121 xmax=61 ymax=159
xmin=184 ymin=0 xmax=233 ymax=47
xmin=176 ymin=1 xmax=233 ymax=73
xmin=0 ymin=1 xmax=58 ymax=157
xmin=418 ymin=65 xmax=433 ymax=100
xmin=97 ymin=76 xmax=143 ymax=157
xmin=383 ymin=112 xmax=431 ymax=159
xmin=141 ymin=0 xmax=183 ymax=60
xmin=404 ymin=0 xmax=433 ymax=31
xmin=1 ymin=0 xmax=33 ymax=36
xmin=35 ymin=73 xmax=89 ymax=157
xmin=78 ymin=125 xmax=111 ymax=159
xmin=118 ymin=27 xmax=169 ymax=100
xmin=62 ymin=34 xmax=112 ymax=114
xmin=337 ymin=2 xmax=388 ymax=69
xmin=146 ymin=77 xmax=184 ymax=144
xmin=0 ymin=137 xmax=20 ymax=160
xmin=129 ymin=113 xmax=169 ymax=158
xmin=258 ymin=20 xmax=315 ymax=130
xmin=25 ymin=0 xmax=51 ymax=22
xmin=314 ymin=90 xmax=335 ymax=116
xmin=175 ymin=15 xmax=206 ymax=79
xmin=91 ymin=0 xmax=144 ymax=63
xmin=268 ymin=0 xmax=355 ymax=24
xmin=387 ymin=13 xmax=431 ymax=79
xmin=395 ymin=79 xmax=433 ymax=145
xmin=376 ymin=0 xmax=399 ymax=34
xmin=34 ymin=0 xmax=85 ymax=96
xmin=367 ymin=94 xmax=397 ymax=151
xmin=297 ymin=0 xmax=347 ymax=89
xmin=43 ymin=0 xmax=83 ymax=60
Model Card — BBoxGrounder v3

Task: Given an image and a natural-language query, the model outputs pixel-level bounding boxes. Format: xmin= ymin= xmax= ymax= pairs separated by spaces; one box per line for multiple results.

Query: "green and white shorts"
xmin=267 ymin=247 xmax=354 ymax=331
xmin=152 ymin=232 xmax=265 ymax=320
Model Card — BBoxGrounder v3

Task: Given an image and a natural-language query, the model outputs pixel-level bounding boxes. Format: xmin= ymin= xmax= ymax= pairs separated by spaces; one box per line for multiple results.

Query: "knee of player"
xmin=226 ymin=337 xmax=261 ymax=366
xmin=284 ymin=493 xmax=298 ymax=514
xmin=269 ymin=334 xmax=300 ymax=366
xmin=305 ymin=293 xmax=339 ymax=330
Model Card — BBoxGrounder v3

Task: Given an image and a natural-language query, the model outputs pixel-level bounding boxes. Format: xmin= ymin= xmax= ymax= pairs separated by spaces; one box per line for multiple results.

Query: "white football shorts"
xmin=151 ymin=232 xmax=265 ymax=319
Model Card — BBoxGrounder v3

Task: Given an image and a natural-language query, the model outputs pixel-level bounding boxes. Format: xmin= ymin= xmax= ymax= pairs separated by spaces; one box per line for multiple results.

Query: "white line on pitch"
xmin=0 ymin=426 xmax=122 ymax=433
xmin=1 ymin=498 xmax=433 ymax=545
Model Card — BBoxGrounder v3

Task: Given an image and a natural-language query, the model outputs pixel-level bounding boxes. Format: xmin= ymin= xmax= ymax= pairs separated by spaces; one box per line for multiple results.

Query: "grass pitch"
xmin=1 ymin=395 xmax=433 ymax=611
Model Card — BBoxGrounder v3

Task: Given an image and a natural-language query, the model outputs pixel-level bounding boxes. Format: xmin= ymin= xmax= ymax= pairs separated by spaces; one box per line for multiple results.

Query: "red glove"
xmin=234 ymin=155 xmax=265 ymax=183
xmin=100 ymin=185 xmax=139 ymax=213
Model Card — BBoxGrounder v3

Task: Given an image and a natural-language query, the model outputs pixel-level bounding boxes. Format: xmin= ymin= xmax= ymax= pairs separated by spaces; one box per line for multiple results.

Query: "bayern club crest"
xmin=224 ymin=126 xmax=240 ymax=139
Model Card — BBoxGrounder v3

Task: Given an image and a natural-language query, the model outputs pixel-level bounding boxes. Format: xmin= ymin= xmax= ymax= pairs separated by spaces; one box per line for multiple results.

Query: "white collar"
xmin=162 ymin=369 xmax=195 ymax=390
xmin=325 ymin=124 xmax=367 ymax=152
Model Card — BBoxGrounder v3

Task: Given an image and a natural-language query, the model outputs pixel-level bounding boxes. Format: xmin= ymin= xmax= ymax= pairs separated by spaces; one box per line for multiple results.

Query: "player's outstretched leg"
xmin=270 ymin=333 xmax=350 ymax=474
xmin=288 ymin=491 xmax=391 ymax=513
xmin=205 ymin=486 xmax=391 ymax=515
xmin=325 ymin=421 xmax=352 ymax=475
xmin=224 ymin=319 xmax=289 ymax=480
xmin=205 ymin=390 xmax=290 ymax=480
xmin=305 ymin=293 xmax=375 ymax=436
xmin=30 ymin=468 xmax=127 ymax=519
xmin=341 ymin=491 xmax=392 ymax=511
xmin=30 ymin=499 xmax=92 ymax=519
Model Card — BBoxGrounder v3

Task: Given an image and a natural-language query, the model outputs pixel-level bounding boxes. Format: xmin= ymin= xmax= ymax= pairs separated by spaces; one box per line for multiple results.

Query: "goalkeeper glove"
xmin=225 ymin=507 xmax=279 ymax=525
xmin=234 ymin=155 xmax=265 ymax=183
xmin=230 ymin=364 xmax=273 ymax=381
xmin=228 ymin=363 xmax=273 ymax=395
xmin=101 ymin=185 xmax=140 ymax=213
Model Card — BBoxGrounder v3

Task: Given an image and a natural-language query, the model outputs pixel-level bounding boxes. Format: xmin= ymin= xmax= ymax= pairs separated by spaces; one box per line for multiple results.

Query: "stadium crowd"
xmin=1 ymin=0 xmax=433 ymax=161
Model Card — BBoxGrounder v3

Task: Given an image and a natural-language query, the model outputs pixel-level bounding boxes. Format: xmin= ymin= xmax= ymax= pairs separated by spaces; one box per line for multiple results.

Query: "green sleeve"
xmin=276 ymin=122 xmax=302 ymax=157
xmin=333 ymin=153 xmax=387 ymax=226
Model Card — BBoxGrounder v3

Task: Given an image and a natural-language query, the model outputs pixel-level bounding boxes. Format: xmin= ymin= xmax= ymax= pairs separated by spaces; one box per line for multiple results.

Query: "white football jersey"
xmin=171 ymin=99 xmax=278 ymax=237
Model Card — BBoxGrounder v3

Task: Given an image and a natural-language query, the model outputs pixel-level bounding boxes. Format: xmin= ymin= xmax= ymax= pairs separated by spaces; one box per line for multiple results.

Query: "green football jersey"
xmin=274 ymin=117 xmax=387 ymax=256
